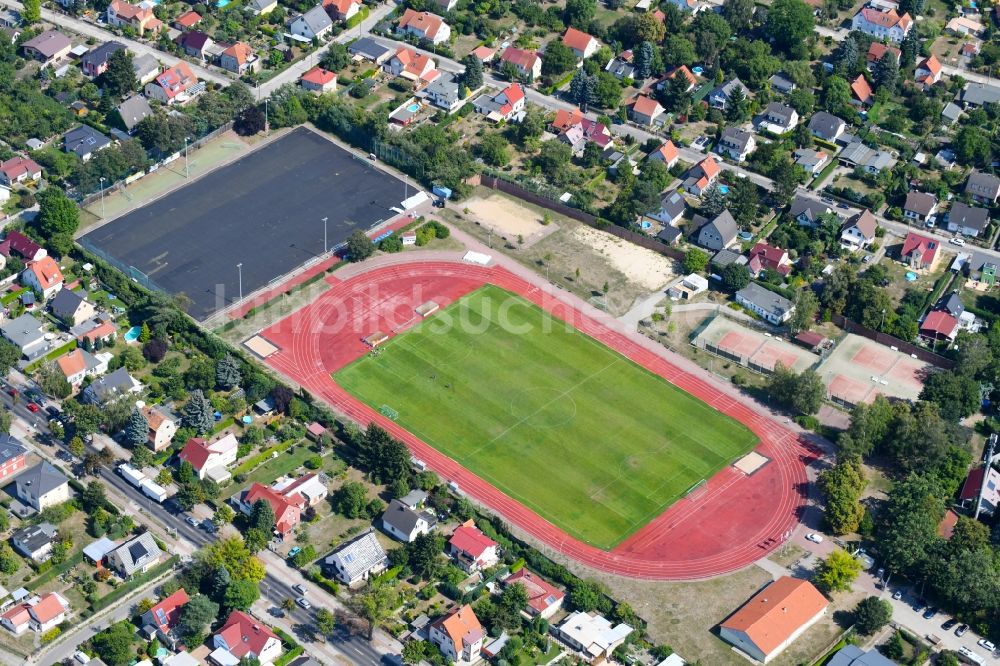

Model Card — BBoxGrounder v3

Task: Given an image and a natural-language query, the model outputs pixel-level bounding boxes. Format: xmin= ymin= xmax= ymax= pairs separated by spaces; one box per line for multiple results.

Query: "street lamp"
xmin=184 ymin=137 xmax=190 ymax=178
xmin=236 ymin=263 xmax=243 ymax=303
xmin=322 ymin=216 xmax=328 ymax=254
xmin=264 ymin=99 xmax=269 ymax=135
xmin=99 ymin=177 xmax=106 ymax=218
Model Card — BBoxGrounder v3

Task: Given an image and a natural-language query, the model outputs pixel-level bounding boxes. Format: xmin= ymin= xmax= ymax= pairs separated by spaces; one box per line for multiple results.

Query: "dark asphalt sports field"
xmin=82 ymin=126 xmax=407 ymax=320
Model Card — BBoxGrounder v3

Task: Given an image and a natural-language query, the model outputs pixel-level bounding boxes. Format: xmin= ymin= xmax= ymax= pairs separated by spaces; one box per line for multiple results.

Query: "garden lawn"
xmin=334 ymin=285 xmax=757 ymax=549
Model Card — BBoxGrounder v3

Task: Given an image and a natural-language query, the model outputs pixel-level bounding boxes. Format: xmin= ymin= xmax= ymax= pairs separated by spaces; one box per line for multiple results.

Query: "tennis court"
xmin=817 ymin=334 xmax=933 ymax=408
xmin=692 ymin=316 xmax=818 ymax=374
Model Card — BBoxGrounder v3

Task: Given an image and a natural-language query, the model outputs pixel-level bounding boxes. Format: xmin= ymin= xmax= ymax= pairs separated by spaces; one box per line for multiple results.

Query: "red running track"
xmin=260 ymin=261 xmax=815 ymax=580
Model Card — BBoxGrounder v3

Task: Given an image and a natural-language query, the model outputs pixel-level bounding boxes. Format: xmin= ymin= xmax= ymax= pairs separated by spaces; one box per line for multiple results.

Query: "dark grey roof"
xmin=789 ymin=194 xmax=830 ymax=223
xmin=719 ymin=127 xmax=754 ymax=152
xmin=324 ymin=529 xmax=388 ymax=581
xmin=657 ymin=226 xmax=682 ymax=243
xmin=826 ymin=645 xmax=897 ymax=666
xmin=0 ymin=314 xmax=44 ymax=351
xmin=381 ymin=499 xmax=434 ymax=536
xmin=737 ymin=283 xmax=793 ymax=316
xmin=17 ymin=462 xmax=68 ymax=497
xmin=116 ymin=95 xmax=153 ymax=132
xmin=0 ymin=434 xmax=26 ymax=466
xmin=710 ymin=77 xmax=748 ymax=101
xmin=81 ymin=367 xmax=138 ymax=404
xmin=904 ymin=191 xmax=937 ymax=216
xmin=763 ymin=101 xmax=796 ymax=124
xmin=769 ymin=73 xmax=796 ymax=93
xmin=966 ymin=171 xmax=1000 ymax=199
xmin=293 ymin=5 xmax=332 ymax=34
xmin=64 ymin=125 xmax=111 ymax=159
xmin=80 ymin=41 xmax=125 ymax=70
xmin=11 ymin=522 xmax=56 ymax=554
xmin=132 ymin=53 xmax=159 ymax=78
xmin=961 ymin=83 xmax=1000 ymax=106
xmin=659 ymin=189 xmax=686 ymax=220
xmin=807 ymin=111 xmax=846 ymax=139
xmin=942 ymin=101 xmax=963 ymax=122
xmin=937 ymin=292 xmax=964 ymax=317
xmin=419 ymin=71 xmax=461 ymax=108
xmin=712 ymin=249 xmax=747 ymax=267
xmin=348 ymin=37 xmax=392 ymax=61
xmin=948 ymin=202 xmax=990 ymax=232
xmin=702 ymin=210 xmax=738 ymax=243
xmin=49 ymin=288 xmax=87 ymax=321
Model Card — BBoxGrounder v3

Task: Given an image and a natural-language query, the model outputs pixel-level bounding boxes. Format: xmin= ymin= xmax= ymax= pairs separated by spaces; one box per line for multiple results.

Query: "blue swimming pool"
xmin=905 ymin=271 xmax=918 ymax=282
xmin=640 ymin=221 xmax=652 ymax=229
xmin=692 ymin=66 xmax=704 ymax=75
xmin=124 ymin=326 xmax=141 ymax=342
xmin=406 ymin=103 xmax=420 ymax=113
xmin=718 ymin=185 xmax=730 ymax=195
xmin=216 ymin=0 xmax=229 ymax=8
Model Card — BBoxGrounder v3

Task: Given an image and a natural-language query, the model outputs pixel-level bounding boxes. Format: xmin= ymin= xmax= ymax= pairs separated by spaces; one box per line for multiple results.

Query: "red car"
xmin=26 ymin=403 xmax=38 ymax=413
xmin=6 ymin=388 xmax=16 ymax=398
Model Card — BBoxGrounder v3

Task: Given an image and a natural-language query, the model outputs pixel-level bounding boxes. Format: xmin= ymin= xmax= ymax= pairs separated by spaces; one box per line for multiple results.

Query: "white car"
xmin=292 ymin=584 xmax=306 ymax=595
xmin=950 ymin=236 xmax=966 ymax=246
xmin=805 ymin=533 xmax=824 ymax=544
xmin=977 ymin=639 xmax=996 ymax=652
xmin=295 ymin=597 xmax=311 ymax=610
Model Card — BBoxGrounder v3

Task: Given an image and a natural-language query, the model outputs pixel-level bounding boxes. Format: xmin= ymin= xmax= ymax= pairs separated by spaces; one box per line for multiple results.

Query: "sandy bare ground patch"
xmin=572 ymin=225 xmax=676 ymax=290
xmin=461 ymin=193 xmax=558 ymax=246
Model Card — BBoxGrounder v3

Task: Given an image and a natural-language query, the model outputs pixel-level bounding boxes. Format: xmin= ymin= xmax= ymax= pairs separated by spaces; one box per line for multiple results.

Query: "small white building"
xmin=558 ymin=611 xmax=633 ymax=662
xmin=668 ymin=274 xmax=709 ymax=300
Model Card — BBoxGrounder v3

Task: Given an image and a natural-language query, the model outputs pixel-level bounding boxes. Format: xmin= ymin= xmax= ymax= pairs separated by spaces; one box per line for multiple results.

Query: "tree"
xmin=0 ymin=340 xmax=18 ymax=378
xmin=477 ymin=133 xmax=510 ymax=167
xmin=767 ymin=364 xmax=825 ymax=415
xmin=0 ymin=542 xmax=18 ymax=575
xmin=765 ymin=0 xmax=814 ymax=57
xmin=853 ymin=596 xmax=892 ymax=635
xmin=21 ymin=0 xmax=40 ymax=24
xmin=722 ymin=0 xmax=754 ymax=30
xmin=821 ymin=76 xmax=854 ymax=118
xmin=213 ymin=504 xmax=236 ymax=527
xmin=345 ymin=230 xmax=375 ymax=262
xmin=101 ymin=49 xmax=137 ymax=100
xmin=834 ymin=36 xmax=860 ymax=76
xmin=251 ymin=499 xmax=276 ymax=534
xmin=873 ymin=53 xmax=899 ymax=91
xmin=919 ymin=370 xmax=980 ymax=421
xmin=182 ymin=389 xmax=213 ymax=434
xmin=953 ymin=126 xmax=992 ymax=167
xmin=721 ymin=263 xmax=751 ymax=292
xmin=349 ymin=582 xmax=401 ymax=639
xmin=223 ymin=578 xmax=260 ymax=612
xmin=683 ymin=249 xmax=709 ymax=274
xmin=179 ymin=594 xmax=219 ymax=642
xmin=36 ymin=187 xmax=80 ymax=242
xmin=815 ymin=548 xmax=862 ymax=593
xmin=899 ymin=30 xmax=918 ymax=68
xmin=461 ymin=54 xmax=483 ymax=90
xmin=124 ymin=409 xmax=149 ymax=447
xmin=568 ymin=579 xmax=608 ymax=612
xmin=402 ymin=640 xmax=433 ymax=664
xmin=37 ymin=362 xmax=72 ymax=399
xmin=200 ymin=536 xmax=266 ymax=583
xmin=570 ymin=69 xmax=595 ymax=109
xmin=234 ymin=105 xmax=266 ymax=136
xmin=563 ymin=0 xmax=596 ymax=29
xmin=320 ymin=43 xmax=350 ymax=71
xmin=315 ymin=607 xmax=336 ymax=637
xmin=332 ymin=481 xmax=369 ymax=518
xmin=542 ymin=40 xmax=577 ymax=77
xmin=593 ymin=72 xmax=622 ymax=109
xmin=131 ymin=445 xmax=153 ymax=469
xmin=69 ymin=436 xmax=86 ymax=459
xmin=91 ymin=621 xmax=139 ymax=666
xmin=634 ymin=41 xmax=655 ymax=80
xmin=818 ymin=455 xmax=867 ymax=534
xmin=876 ymin=474 xmax=944 ymax=573
xmin=699 ymin=185 xmax=727 ymax=216
xmin=405 ymin=532 xmax=445 ymax=581
xmin=215 ymin=354 xmax=242 ymax=390
xmin=788 ymin=289 xmax=819 ymax=333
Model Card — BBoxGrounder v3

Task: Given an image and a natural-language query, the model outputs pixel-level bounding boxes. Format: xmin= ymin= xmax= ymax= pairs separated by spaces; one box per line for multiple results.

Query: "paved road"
xmin=0 ymin=0 xmax=229 ymax=87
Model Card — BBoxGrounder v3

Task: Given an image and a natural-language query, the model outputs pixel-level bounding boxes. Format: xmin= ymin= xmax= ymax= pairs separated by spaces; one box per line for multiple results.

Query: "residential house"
xmin=849 ymin=75 xmax=873 ymax=105
xmin=106 ymin=0 xmax=162 ymax=33
xmin=289 ymin=6 xmax=333 ymax=40
xmin=324 ymin=0 xmax=361 ymax=21
xmin=0 ymin=314 xmax=47 ymax=360
xmin=965 ymin=170 xmax=1000 ymax=204
xmin=558 ymin=611 xmax=633 ymax=662
xmin=866 ymin=42 xmax=900 ymax=69
xmin=901 ymin=231 xmax=939 ymax=269
xmin=75 ymin=317 xmax=118 ymax=347
xmin=605 ymin=50 xmax=634 ymax=80
xmin=64 ymin=125 xmax=110 ymax=162
xmin=960 ymin=82 xmax=1000 ymax=108
xmin=145 ymin=62 xmax=198 ymax=104
xmin=219 ymin=42 xmax=258 ymax=75
xmin=419 ymin=71 xmax=463 ymax=112
xmin=10 ymin=523 xmax=56 ymax=562
xmin=211 ymin=612 xmax=282 ymax=666
xmin=248 ymin=0 xmax=278 ymax=15
xmin=0 ymin=229 xmax=36 ymax=261
xmin=720 ymin=577 xmax=828 ymax=663
xmin=903 ymin=191 xmax=938 ymax=223
xmin=793 ymin=148 xmax=829 ymax=176
xmin=665 ymin=65 xmax=697 ymax=91
xmin=108 ymin=532 xmax=162 ymax=578
xmin=840 ymin=209 xmax=879 ymax=250
xmin=0 ymin=157 xmax=41 ymax=186
xmin=826 ymin=646 xmax=906 ymax=666
xmin=470 ymin=45 xmax=495 ymax=63
xmin=0 ymin=9 xmax=19 ymax=27
xmin=851 ymin=7 xmax=912 ymax=41
xmin=961 ymin=41 xmax=981 ymax=59
xmin=668 ymin=273 xmax=709 ymax=300
xmin=397 ymin=9 xmax=450 ymax=45
xmin=807 ymin=111 xmax=846 ymax=143
xmin=80 ymin=41 xmax=125 ymax=77
xmin=429 ymin=605 xmax=484 ymax=664
xmin=300 ymin=66 xmax=337 ymax=93
xmin=645 ymin=189 xmax=687 ymax=227
xmin=381 ymin=498 xmax=435 ymax=542
xmin=683 ymin=156 xmax=721 ymax=196
xmin=838 ymin=140 xmax=894 ymax=173
xmin=132 ymin=53 xmax=160 ymax=85
xmin=56 ymin=348 xmax=108 ymax=387
xmin=22 ymin=30 xmax=72 ymax=64
xmin=965 ymin=252 xmax=997 ymax=287
xmin=696 ymin=210 xmax=738 ymax=250
xmin=142 ymin=406 xmax=176 ymax=452
xmin=271 ymin=473 xmax=327 ymax=507
xmin=1 ymin=593 xmax=68 ymax=635
xmin=920 ymin=310 xmax=959 ymax=342
xmin=915 ymin=55 xmax=942 ymax=88
xmin=758 ymin=102 xmax=799 ymax=134
xmin=140 ymin=589 xmax=189 ymax=649
xmin=348 ymin=36 xmax=393 ymax=64
xmin=81 ymin=367 xmax=141 ymax=405
xmin=322 ymin=529 xmax=388 ymax=587
xmin=173 ymin=10 xmax=201 ymax=30
xmin=471 ymin=82 xmax=525 ymax=122
xmin=629 ymin=95 xmax=665 ymax=126
xmin=648 ymin=141 xmax=679 ymax=168
xmin=115 ymin=95 xmax=153 ymax=134
xmin=717 ymin=127 xmax=756 ymax=162
xmin=384 ymin=47 xmax=437 ymax=82
xmin=562 ymin=27 xmax=598 ymax=59
xmin=736 ymin=283 xmax=795 ymax=324
xmin=947 ymin=202 xmax=990 ymax=237
xmin=504 ymin=569 xmax=564 ymax=619
xmin=500 ymin=47 xmax=541 ymax=81
xmin=0 ymin=435 xmax=27 ymax=481
xmin=551 ymin=109 xmax=613 ymax=155
xmin=768 ymin=73 xmax=796 ymax=94
xmin=237 ymin=483 xmax=301 ymax=538
xmin=790 ymin=194 xmax=832 ymax=227
xmin=179 ymin=434 xmax=238 ymax=482
xmin=707 ymin=78 xmax=749 ymax=110
xmin=15 ymin=462 xmax=70 ymax=512
xmin=175 ymin=31 xmax=213 ymax=60
xmin=21 ymin=256 xmax=63 ymax=300
xmin=958 ymin=465 xmax=1000 ymax=516
xmin=748 ymin=243 xmax=792 ymax=278
xmin=447 ymin=521 xmax=500 ymax=572
xmin=946 ymin=15 xmax=984 ymax=36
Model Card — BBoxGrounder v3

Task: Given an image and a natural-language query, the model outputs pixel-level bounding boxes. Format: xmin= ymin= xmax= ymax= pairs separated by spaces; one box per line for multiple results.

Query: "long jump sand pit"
xmin=692 ymin=316 xmax=818 ymax=374
xmin=461 ymin=193 xmax=556 ymax=245
xmin=817 ymin=333 xmax=934 ymax=408
xmin=572 ymin=226 xmax=676 ymax=290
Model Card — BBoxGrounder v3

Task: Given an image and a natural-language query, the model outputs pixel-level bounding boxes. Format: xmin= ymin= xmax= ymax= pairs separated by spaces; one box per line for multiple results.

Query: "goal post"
xmin=684 ymin=478 xmax=708 ymax=500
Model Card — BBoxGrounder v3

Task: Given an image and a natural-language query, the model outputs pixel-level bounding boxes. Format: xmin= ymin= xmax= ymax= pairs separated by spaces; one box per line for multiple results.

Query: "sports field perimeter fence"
xmin=77 ymin=237 xmax=167 ymax=295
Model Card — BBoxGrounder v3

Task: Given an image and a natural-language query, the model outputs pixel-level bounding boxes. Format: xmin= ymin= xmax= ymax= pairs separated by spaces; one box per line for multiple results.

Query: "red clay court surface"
xmin=259 ymin=260 xmax=816 ymax=580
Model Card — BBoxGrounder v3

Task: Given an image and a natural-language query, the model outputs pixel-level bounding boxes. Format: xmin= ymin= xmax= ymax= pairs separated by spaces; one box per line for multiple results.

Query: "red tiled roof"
xmin=721 ymin=577 xmax=828 ymax=659
xmin=562 ymin=27 xmax=595 ymax=53
xmin=506 ymin=569 xmax=564 ymax=614
xmin=214 ymin=611 xmax=279 ymax=660
xmin=244 ymin=482 xmax=301 ymax=534
xmin=920 ymin=310 xmax=958 ymax=338
xmin=5 ymin=231 xmax=43 ymax=259
xmin=324 ymin=0 xmax=359 ymax=15
xmin=432 ymin=605 xmax=484 ymax=652
xmin=154 ymin=61 xmax=197 ymax=99
xmin=471 ymin=45 xmax=495 ymax=61
xmin=301 ymin=66 xmax=336 ymax=85
xmin=859 ymin=7 xmax=911 ymax=29
xmin=668 ymin=65 xmax=697 ymax=88
xmin=449 ymin=521 xmax=497 ymax=558
xmin=749 ymin=243 xmax=791 ymax=275
xmin=0 ymin=157 xmax=42 ymax=181
xmin=850 ymin=75 xmax=873 ymax=103
xmin=398 ymin=9 xmax=445 ymax=40
xmin=501 ymin=82 xmax=524 ymax=105
xmin=147 ymin=588 xmax=190 ymax=632
xmin=866 ymin=42 xmax=899 ymax=63
xmin=697 ymin=156 xmax=720 ymax=179
xmin=552 ymin=108 xmax=584 ymax=131
xmin=28 ymin=256 xmax=63 ymax=290
xmin=652 ymin=141 xmax=678 ymax=163
xmin=918 ymin=54 xmax=942 ymax=76
xmin=175 ymin=10 xmax=201 ymax=27
xmin=631 ymin=94 xmax=663 ymax=117
xmin=223 ymin=42 xmax=253 ymax=66
xmin=30 ymin=593 xmax=67 ymax=624
xmin=77 ymin=320 xmax=117 ymax=344
xmin=938 ymin=509 xmax=959 ymax=538
xmin=178 ymin=437 xmax=212 ymax=471
xmin=901 ymin=231 xmax=938 ymax=265
xmin=500 ymin=46 xmax=539 ymax=71
xmin=57 ymin=349 xmax=86 ymax=379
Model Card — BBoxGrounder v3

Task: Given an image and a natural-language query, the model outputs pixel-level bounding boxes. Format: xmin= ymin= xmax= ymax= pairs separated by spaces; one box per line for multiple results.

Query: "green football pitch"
xmin=334 ymin=285 xmax=758 ymax=549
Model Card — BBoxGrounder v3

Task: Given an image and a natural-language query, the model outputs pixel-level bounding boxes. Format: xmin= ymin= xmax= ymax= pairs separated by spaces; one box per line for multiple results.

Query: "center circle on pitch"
xmin=509 ymin=387 xmax=577 ymax=428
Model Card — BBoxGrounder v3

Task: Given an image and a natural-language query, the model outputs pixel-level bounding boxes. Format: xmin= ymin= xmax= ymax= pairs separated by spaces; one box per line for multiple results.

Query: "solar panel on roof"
xmin=155 ymin=608 xmax=167 ymax=623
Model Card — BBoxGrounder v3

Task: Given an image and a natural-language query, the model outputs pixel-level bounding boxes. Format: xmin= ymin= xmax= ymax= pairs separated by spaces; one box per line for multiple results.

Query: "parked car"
xmin=923 ymin=607 xmax=938 ymax=619
xmin=288 ymin=546 xmax=302 ymax=559
xmin=45 ymin=406 xmax=60 ymax=418
xmin=977 ymin=639 xmax=996 ymax=652
xmin=184 ymin=515 xmax=199 ymax=527
xmin=26 ymin=403 xmax=38 ymax=413
xmin=295 ymin=597 xmax=311 ymax=610
xmin=956 ymin=624 xmax=968 ymax=637
xmin=950 ymin=236 xmax=966 ymax=246
xmin=892 ymin=590 xmax=902 ymax=600
xmin=805 ymin=533 xmax=823 ymax=543
xmin=292 ymin=584 xmax=306 ymax=595
xmin=942 ymin=618 xmax=958 ymax=631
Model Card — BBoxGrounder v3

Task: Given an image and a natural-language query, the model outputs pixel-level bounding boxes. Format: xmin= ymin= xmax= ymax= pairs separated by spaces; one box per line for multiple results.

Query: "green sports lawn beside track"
xmin=334 ymin=285 xmax=758 ymax=549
